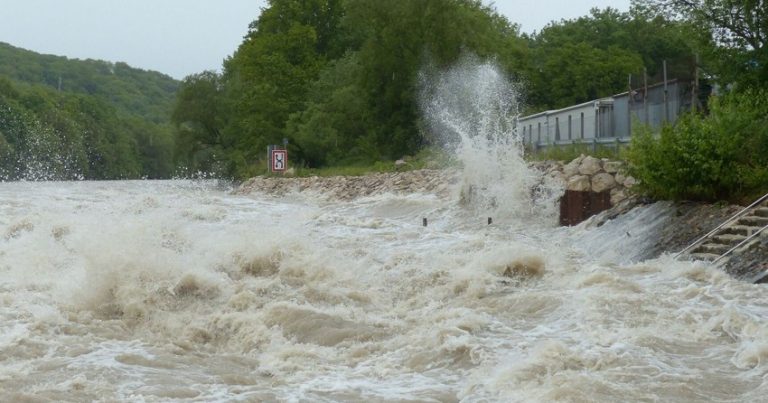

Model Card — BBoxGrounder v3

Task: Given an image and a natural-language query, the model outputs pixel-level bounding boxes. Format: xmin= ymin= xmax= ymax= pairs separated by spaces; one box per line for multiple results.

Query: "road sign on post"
xmin=271 ymin=149 xmax=287 ymax=173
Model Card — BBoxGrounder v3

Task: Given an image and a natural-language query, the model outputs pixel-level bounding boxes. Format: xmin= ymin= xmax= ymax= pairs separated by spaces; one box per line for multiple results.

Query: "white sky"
xmin=0 ymin=0 xmax=631 ymax=80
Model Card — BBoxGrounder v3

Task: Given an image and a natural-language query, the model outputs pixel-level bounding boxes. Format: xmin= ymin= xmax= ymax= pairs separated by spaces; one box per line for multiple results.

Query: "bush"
xmin=626 ymin=89 xmax=768 ymax=202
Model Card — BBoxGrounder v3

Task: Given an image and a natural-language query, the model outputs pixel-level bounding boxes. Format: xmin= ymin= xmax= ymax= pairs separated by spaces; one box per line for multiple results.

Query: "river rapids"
xmin=2 ymin=176 xmax=768 ymax=402
xmin=2 ymin=59 xmax=768 ymax=402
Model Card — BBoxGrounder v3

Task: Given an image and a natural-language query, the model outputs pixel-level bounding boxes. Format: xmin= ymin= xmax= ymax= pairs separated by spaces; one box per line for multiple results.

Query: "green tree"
xmin=172 ymin=71 xmax=224 ymax=174
xmin=220 ymin=0 xmax=343 ymax=176
xmin=524 ymin=7 xmax=695 ymax=111
xmin=627 ymin=89 xmax=768 ymax=201
xmin=633 ymin=0 xmax=767 ymax=89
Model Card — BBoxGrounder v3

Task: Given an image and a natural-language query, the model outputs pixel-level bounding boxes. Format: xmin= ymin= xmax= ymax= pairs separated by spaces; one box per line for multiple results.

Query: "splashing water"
xmin=2 ymin=58 xmax=768 ymax=402
xmin=420 ymin=56 xmax=557 ymax=221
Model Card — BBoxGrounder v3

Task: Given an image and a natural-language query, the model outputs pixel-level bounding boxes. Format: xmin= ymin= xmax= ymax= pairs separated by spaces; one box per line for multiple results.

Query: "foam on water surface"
xmin=1 ymin=60 xmax=768 ymax=402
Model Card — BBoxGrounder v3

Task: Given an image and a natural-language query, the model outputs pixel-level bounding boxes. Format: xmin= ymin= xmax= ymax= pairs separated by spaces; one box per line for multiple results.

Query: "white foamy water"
xmin=3 ymin=59 xmax=768 ymax=402
xmin=1 ymin=180 xmax=768 ymax=402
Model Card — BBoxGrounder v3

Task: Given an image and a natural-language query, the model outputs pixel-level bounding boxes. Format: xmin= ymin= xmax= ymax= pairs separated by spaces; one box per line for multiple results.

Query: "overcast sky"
xmin=0 ymin=0 xmax=631 ymax=80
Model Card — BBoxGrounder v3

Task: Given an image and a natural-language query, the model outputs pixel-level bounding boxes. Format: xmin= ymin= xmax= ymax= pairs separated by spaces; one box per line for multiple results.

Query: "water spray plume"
xmin=419 ymin=55 xmax=559 ymax=221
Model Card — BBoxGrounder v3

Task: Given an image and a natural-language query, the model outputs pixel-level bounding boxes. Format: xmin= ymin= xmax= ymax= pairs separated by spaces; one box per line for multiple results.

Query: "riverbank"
xmin=235 ymin=160 xmax=766 ymax=282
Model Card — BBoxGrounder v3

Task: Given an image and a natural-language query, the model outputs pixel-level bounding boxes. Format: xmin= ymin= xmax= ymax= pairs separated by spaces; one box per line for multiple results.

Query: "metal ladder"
xmin=675 ymin=192 xmax=768 ymax=277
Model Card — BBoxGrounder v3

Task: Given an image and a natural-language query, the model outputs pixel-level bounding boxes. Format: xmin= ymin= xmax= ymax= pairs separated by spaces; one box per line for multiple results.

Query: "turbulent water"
xmin=2 ymin=179 xmax=768 ymax=402
xmin=3 ymin=60 xmax=768 ymax=402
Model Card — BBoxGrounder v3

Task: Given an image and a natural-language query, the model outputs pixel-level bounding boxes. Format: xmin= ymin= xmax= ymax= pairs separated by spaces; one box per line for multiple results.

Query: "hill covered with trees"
xmin=0 ymin=42 xmax=178 ymax=179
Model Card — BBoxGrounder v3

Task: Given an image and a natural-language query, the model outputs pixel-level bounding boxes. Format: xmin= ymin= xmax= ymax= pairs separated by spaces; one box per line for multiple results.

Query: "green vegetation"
xmin=627 ymin=90 xmax=768 ymax=202
xmin=529 ymin=143 xmax=627 ymax=163
xmin=0 ymin=42 xmax=177 ymax=180
xmin=3 ymin=0 xmax=765 ymax=197
xmin=262 ymin=147 xmax=456 ymax=177
xmin=172 ymin=0 xmax=700 ymax=178
xmin=625 ymin=0 xmax=768 ymax=203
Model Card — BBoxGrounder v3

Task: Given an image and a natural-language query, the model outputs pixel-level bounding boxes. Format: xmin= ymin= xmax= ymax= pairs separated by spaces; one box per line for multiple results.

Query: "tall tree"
xmin=172 ymin=71 xmax=224 ymax=174
xmin=633 ymin=0 xmax=767 ymax=88
xmin=220 ymin=0 xmax=345 ymax=176
xmin=525 ymin=7 xmax=695 ymax=111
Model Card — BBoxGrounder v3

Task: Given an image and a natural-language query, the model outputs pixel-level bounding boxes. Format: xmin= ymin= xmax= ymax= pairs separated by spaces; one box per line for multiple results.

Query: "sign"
xmin=271 ymin=149 xmax=287 ymax=172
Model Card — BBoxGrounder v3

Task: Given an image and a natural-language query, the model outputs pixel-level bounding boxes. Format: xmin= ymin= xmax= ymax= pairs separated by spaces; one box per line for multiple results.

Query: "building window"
xmin=580 ymin=112 xmax=584 ymax=138
xmin=555 ymin=117 xmax=560 ymax=141
xmin=568 ymin=115 xmax=572 ymax=139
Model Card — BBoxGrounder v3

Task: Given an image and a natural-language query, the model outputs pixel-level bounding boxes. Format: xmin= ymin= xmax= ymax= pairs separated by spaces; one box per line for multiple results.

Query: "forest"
xmin=0 ymin=42 xmax=178 ymax=180
xmin=2 ymin=0 xmax=766 ymax=197
xmin=172 ymin=0 xmax=765 ymax=182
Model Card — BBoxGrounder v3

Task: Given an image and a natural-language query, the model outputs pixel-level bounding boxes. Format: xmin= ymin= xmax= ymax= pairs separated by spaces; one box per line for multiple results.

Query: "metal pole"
xmin=663 ymin=60 xmax=669 ymax=123
xmin=693 ymin=53 xmax=699 ymax=112
xmin=643 ymin=67 xmax=648 ymax=125
xmin=628 ymin=74 xmax=633 ymax=138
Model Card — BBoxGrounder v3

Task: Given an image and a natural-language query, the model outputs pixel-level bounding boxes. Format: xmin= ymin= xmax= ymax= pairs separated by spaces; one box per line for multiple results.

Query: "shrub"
xmin=626 ymin=89 xmax=768 ymax=202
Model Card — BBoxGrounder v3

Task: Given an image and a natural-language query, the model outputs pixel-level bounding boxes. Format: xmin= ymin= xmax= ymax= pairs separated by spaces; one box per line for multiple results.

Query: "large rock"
xmin=591 ymin=172 xmax=617 ymax=193
xmin=562 ymin=156 xmax=583 ymax=178
xmin=614 ymin=172 xmax=626 ymax=184
xmin=567 ymin=175 xmax=591 ymax=192
xmin=610 ymin=188 xmax=628 ymax=205
xmin=578 ymin=156 xmax=602 ymax=176
xmin=623 ymin=176 xmax=638 ymax=188
xmin=603 ymin=161 xmax=623 ymax=174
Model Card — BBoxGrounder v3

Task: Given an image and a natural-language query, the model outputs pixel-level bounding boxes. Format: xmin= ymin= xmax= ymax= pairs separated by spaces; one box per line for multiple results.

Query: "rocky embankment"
xmin=235 ymin=157 xmax=765 ymax=282
xmin=234 ymin=169 xmax=460 ymax=200
xmin=531 ymin=154 xmax=637 ymax=206
xmin=235 ymin=154 xmax=639 ymax=205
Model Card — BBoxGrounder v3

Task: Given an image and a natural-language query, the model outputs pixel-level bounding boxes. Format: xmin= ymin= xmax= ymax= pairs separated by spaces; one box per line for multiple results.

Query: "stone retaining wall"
xmin=532 ymin=155 xmax=637 ymax=206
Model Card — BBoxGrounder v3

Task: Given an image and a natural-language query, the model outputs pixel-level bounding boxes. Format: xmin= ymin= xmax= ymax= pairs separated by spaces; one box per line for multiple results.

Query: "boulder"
xmin=567 ymin=175 xmax=591 ymax=192
xmin=610 ymin=188 xmax=628 ymax=205
xmin=591 ymin=172 xmax=617 ymax=193
xmin=578 ymin=156 xmax=602 ymax=176
xmin=548 ymin=171 xmax=566 ymax=186
xmin=623 ymin=176 xmax=638 ymax=188
xmin=603 ymin=161 xmax=623 ymax=174
xmin=562 ymin=157 xmax=581 ymax=178
xmin=614 ymin=172 xmax=626 ymax=184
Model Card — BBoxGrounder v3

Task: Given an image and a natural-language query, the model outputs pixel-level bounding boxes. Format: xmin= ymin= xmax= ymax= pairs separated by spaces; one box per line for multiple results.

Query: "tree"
xmin=219 ymin=0 xmax=345 ymax=176
xmin=524 ymin=7 xmax=695 ymax=111
xmin=633 ymin=0 xmax=767 ymax=88
xmin=0 ymin=43 xmax=178 ymax=179
xmin=172 ymin=71 xmax=224 ymax=174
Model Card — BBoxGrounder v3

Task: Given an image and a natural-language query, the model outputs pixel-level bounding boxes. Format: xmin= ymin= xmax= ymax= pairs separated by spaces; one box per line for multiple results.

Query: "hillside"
xmin=0 ymin=43 xmax=179 ymax=179
xmin=0 ymin=42 xmax=178 ymax=122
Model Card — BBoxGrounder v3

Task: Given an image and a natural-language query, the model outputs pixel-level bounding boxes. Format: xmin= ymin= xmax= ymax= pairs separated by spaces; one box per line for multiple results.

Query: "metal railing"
xmin=712 ymin=222 xmax=768 ymax=264
xmin=674 ymin=191 xmax=768 ymax=259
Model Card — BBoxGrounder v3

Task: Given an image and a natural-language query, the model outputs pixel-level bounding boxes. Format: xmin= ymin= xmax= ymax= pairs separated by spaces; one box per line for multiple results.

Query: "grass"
xmin=260 ymin=147 xmax=459 ymax=178
xmin=525 ymin=142 xmax=629 ymax=162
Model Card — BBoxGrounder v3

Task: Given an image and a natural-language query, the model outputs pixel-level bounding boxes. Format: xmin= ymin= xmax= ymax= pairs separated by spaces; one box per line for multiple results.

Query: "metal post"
xmin=628 ymin=74 xmax=633 ymax=138
xmin=643 ymin=67 xmax=648 ymax=125
xmin=693 ymin=53 xmax=699 ymax=112
xmin=663 ymin=60 xmax=669 ymax=123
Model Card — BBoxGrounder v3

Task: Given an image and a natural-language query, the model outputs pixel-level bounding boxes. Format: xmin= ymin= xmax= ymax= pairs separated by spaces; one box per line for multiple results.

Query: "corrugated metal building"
xmin=520 ymin=79 xmax=690 ymax=150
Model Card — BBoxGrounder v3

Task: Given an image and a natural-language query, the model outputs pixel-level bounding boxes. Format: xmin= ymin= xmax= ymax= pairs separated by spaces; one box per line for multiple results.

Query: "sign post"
xmin=270 ymin=148 xmax=287 ymax=173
